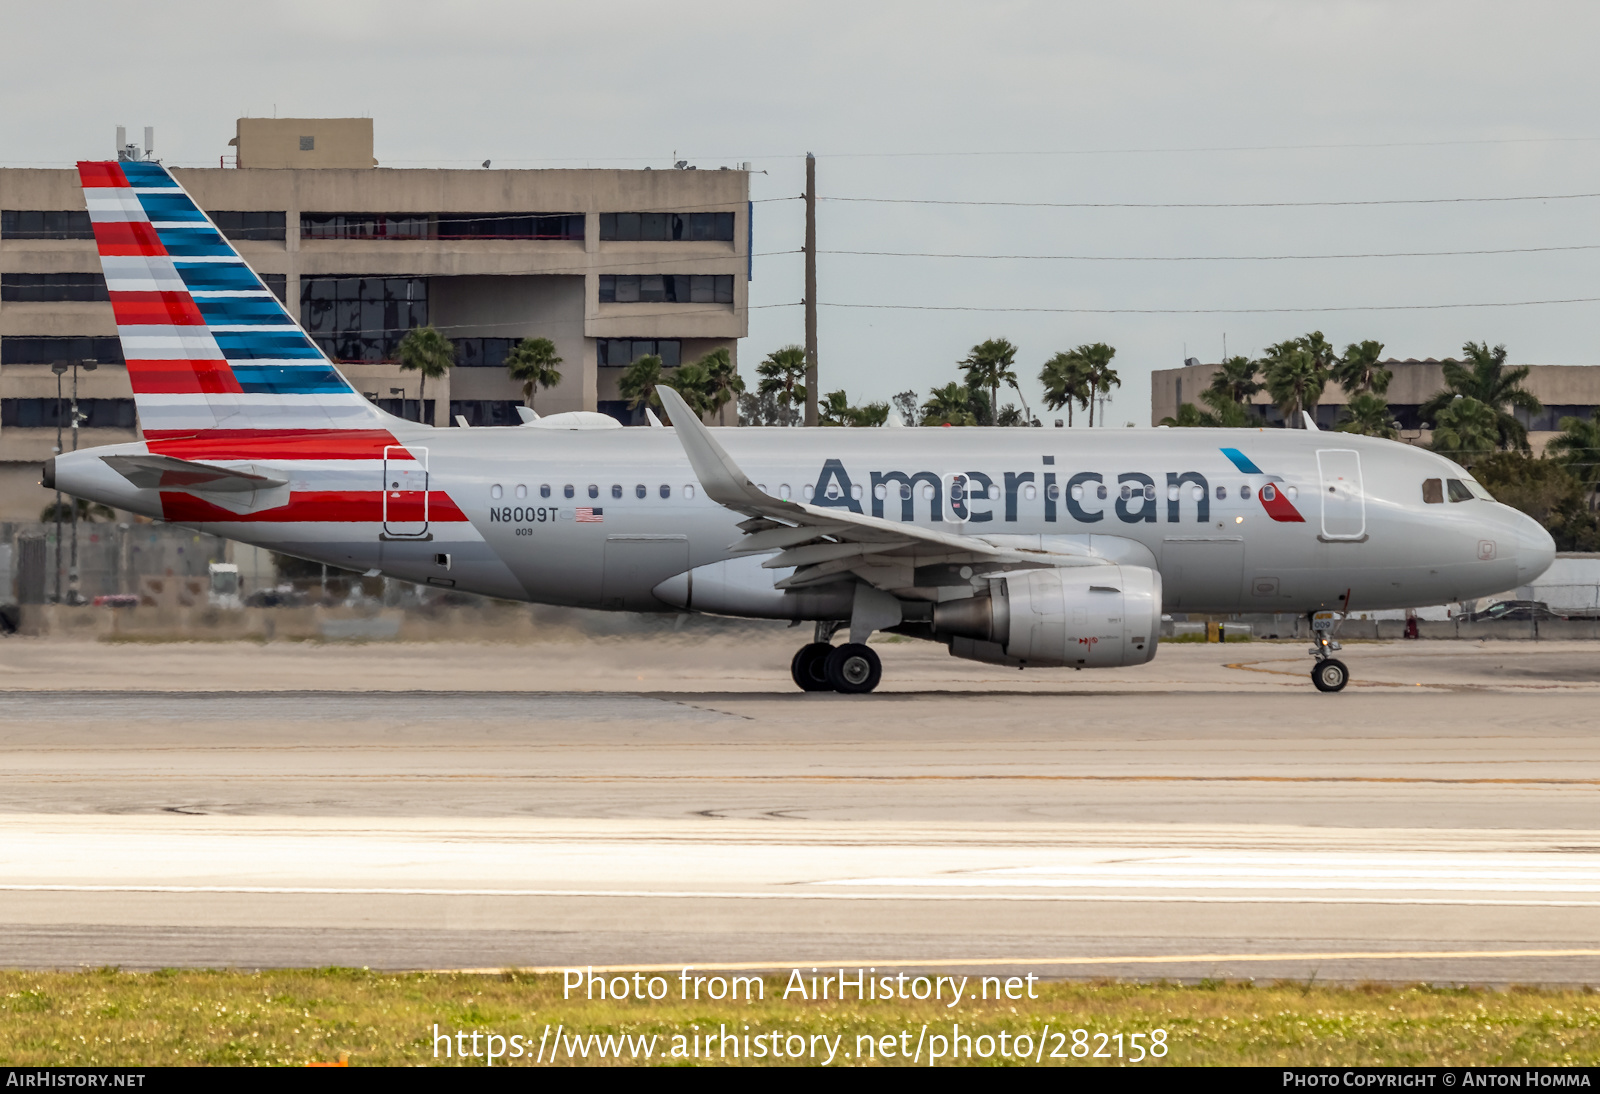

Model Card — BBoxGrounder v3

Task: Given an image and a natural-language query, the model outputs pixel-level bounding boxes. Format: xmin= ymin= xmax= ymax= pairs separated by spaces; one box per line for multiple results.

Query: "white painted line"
xmin=0 ymin=884 xmax=1597 ymax=908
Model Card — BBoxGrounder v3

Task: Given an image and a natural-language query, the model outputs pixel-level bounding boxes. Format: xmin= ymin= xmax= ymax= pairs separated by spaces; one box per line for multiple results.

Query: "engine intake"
xmin=933 ymin=565 xmax=1161 ymax=668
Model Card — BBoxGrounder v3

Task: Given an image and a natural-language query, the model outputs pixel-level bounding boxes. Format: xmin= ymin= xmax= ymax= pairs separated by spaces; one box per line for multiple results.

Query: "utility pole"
xmin=51 ymin=362 xmax=65 ymax=603
xmin=804 ymin=152 xmax=818 ymax=427
xmin=67 ymin=359 xmax=97 ymax=604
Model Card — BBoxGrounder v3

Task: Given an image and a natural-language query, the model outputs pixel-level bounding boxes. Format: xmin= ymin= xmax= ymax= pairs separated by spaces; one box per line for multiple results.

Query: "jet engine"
xmin=932 ymin=565 xmax=1161 ymax=668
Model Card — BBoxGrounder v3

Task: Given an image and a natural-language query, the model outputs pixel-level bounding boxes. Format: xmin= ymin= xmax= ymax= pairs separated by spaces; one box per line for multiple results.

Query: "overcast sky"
xmin=7 ymin=1 xmax=1599 ymax=423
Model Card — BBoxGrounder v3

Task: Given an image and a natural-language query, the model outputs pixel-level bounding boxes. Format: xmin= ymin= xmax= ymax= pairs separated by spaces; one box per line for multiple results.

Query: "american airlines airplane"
xmin=45 ymin=160 xmax=1556 ymax=694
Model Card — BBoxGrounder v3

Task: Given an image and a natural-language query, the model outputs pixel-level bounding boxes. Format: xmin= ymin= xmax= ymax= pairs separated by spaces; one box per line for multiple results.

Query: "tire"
xmin=825 ymin=643 xmax=882 ymax=694
xmin=791 ymin=643 xmax=836 ymax=692
xmin=1311 ymin=658 xmax=1349 ymax=693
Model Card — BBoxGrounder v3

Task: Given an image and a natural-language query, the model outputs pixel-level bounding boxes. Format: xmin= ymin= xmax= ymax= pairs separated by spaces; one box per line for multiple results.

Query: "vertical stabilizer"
xmin=77 ymin=160 xmax=393 ymax=439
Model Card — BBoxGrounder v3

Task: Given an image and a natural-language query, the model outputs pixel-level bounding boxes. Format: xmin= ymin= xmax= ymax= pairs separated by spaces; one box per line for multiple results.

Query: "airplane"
xmin=45 ymin=160 xmax=1557 ymax=694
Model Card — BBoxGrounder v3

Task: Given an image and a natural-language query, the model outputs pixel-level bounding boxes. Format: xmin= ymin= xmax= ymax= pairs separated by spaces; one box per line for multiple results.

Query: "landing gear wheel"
xmin=1311 ymin=658 xmax=1349 ymax=693
xmin=825 ymin=643 xmax=882 ymax=694
xmin=790 ymin=643 xmax=836 ymax=692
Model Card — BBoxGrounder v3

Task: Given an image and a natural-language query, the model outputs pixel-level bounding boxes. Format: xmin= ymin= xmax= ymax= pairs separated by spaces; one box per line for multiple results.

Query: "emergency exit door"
xmin=382 ymin=445 xmax=429 ymax=538
xmin=1316 ymin=449 xmax=1365 ymax=540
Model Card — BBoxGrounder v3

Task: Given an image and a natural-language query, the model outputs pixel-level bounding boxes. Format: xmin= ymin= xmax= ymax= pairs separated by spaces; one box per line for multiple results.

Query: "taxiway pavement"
xmin=2 ymin=636 xmax=1598 ymax=981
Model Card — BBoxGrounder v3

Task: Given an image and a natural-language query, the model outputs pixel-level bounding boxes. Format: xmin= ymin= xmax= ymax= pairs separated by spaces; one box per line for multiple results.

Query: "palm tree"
xmin=1430 ymin=396 xmax=1500 ymax=467
xmin=503 ymin=337 xmax=562 ymax=410
xmin=819 ymin=390 xmax=888 ymax=427
xmin=1261 ymin=339 xmax=1327 ymax=427
xmin=1419 ymin=341 xmax=1541 ymax=453
xmin=1546 ymin=412 xmax=1600 ymax=507
xmin=697 ymin=348 xmax=744 ymax=424
xmin=618 ymin=354 xmax=664 ymax=414
xmin=665 ymin=361 xmax=713 ymax=420
xmin=1337 ymin=392 xmax=1399 ymax=439
xmin=1159 ymin=389 xmax=1253 ymax=428
xmin=756 ymin=345 xmax=807 ymax=418
xmin=1334 ymin=339 xmax=1390 ymax=396
xmin=397 ymin=326 xmax=454 ymax=424
xmin=1300 ymin=330 xmax=1339 ymax=375
xmin=958 ymin=339 xmax=1019 ymax=428
xmin=1073 ymin=343 xmax=1118 ymax=426
xmin=1159 ymin=403 xmax=1206 ymax=428
xmin=1039 ymin=350 xmax=1092 ymax=426
xmin=922 ymin=382 xmax=978 ymax=426
xmin=1206 ymin=355 xmax=1262 ymax=405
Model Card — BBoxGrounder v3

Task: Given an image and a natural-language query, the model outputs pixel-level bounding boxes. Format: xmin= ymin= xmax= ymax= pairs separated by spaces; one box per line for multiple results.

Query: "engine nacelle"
xmin=933 ymin=565 xmax=1161 ymax=668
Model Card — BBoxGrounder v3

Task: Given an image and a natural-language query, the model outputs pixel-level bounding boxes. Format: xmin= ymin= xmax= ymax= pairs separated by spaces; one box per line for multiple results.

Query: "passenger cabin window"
xmin=540 ymin=484 xmax=551 ymax=498
xmin=1423 ymin=478 xmax=1443 ymax=504
xmin=1446 ymin=478 xmax=1475 ymax=502
xmin=659 ymin=485 xmax=671 ymax=499
xmin=588 ymin=485 xmax=599 ymax=499
xmin=611 ymin=484 xmax=623 ymax=499
xmin=563 ymin=485 xmax=574 ymax=499
xmin=635 ymin=484 xmax=646 ymax=499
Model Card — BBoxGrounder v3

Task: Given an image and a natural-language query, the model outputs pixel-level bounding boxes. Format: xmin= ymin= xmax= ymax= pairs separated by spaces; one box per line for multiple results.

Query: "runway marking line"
xmin=428 ymin=949 xmax=1600 ymax=975
xmin=2 ymin=884 xmax=1598 ymax=909
xmin=8 ymin=774 xmax=1599 ymax=785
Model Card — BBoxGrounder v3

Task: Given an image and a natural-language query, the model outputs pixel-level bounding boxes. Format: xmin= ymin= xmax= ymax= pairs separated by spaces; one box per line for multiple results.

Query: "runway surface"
xmin=2 ymin=636 xmax=1599 ymax=981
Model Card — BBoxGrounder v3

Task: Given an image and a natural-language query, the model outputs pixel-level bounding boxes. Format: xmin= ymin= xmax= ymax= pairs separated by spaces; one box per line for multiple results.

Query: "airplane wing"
xmin=655 ymin=386 xmax=1106 ymax=592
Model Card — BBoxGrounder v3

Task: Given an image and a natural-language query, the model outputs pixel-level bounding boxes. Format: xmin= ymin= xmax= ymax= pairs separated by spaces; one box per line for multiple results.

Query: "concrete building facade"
xmin=1151 ymin=358 xmax=1600 ymax=453
xmin=0 ymin=118 xmax=751 ymax=521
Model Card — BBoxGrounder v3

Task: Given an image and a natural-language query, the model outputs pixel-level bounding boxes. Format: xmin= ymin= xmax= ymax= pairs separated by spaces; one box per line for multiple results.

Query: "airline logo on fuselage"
xmin=805 ymin=447 xmax=1306 ymax=525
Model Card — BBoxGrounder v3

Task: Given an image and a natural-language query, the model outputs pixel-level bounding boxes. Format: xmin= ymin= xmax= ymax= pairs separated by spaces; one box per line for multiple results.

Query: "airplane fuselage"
xmin=54 ymin=422 xmax=1555 ymax=617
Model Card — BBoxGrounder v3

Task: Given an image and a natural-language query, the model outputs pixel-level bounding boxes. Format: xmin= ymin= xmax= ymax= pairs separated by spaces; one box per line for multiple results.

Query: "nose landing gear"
xmin=789 ymin=621 xmax=883 ymax=694
xmin=1308 ymin=612 xmax=1349 ymax=692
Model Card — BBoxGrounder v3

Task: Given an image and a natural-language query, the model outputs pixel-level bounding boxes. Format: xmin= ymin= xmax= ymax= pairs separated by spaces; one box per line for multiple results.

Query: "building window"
xmin=0 ymin=274 xmax=109 ymax=303
xmin=597 ymin=339 xmax=681 ymax=368
xmin=299 ymin=136 xmax=315 ymax=151
xmin=600 ymin=212 xmax=735 ymax=242
xmin=209 ymin=211 xmax=287 ymax=242
xmin=371 ymin=398 xmax=434 ymax=425
xmin=260 ymin=274 xmax=288 ymax=303
xmin=300 ymin=276 xmax=427 ymax=362
xmin=453 ymin=338 xmax=518 ymax=369
xmin=448 ymin=400 xmax=523 ymax=427
xmin=301 ymin=213 xmax=583 ymax=241
xmin=1 ymin=398 xmax=136 ymax=429
xmin=598 ymin=275 xmax=734 ymax=305
xmin=1 ymin=336 xmax=124 ymax=366
xmin=435 ymin=213 xmax=584 ymax=240
xmin=1 ymin=210 xmax=94 ymax=240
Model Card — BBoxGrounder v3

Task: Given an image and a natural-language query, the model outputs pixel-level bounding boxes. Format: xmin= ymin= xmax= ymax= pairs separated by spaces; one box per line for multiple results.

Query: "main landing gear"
xmin=1307 ymin=612 xmax=1349 ymax=693
xmin=790 ymin=622 xmax=883 ymax=694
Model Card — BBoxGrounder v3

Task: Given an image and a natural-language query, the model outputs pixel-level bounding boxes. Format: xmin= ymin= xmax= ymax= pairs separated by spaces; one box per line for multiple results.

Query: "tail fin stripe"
xmin=212 ymin=333 xmax=325 ymax=359
xmin=79 ymin=162 xmax=129 ymax=188
xmin=128 ymin=360 xmax=244 ymax=395
xmin=108 ymin=292 xmax=207 ymax=326
xmin=91 ymin=220 xmax=166 ymax=255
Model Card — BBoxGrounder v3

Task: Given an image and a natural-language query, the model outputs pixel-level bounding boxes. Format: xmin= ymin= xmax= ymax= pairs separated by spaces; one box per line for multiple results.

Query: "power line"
xmin=824 ymin=243 xmax=1600 ymax=262
xmin=819 ymin=296 xmax=1600 ymax=315
xmin=823 ymin=191 xmax=1600 ymax=210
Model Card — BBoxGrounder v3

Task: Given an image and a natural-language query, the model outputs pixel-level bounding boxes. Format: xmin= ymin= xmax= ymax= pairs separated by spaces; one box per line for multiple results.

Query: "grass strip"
xmin=2 ymin=970 xmax=1599 ymax=1067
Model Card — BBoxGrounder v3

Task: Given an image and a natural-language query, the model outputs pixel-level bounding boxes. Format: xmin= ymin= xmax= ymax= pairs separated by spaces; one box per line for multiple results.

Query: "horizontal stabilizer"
xmin=102 ymin=454 xmax=288 ymax=492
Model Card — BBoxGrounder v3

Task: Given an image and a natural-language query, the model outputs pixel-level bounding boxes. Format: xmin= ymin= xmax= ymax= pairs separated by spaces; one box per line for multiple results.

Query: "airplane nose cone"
xmin=1514 ymin=511 xmax=1556 ymax=585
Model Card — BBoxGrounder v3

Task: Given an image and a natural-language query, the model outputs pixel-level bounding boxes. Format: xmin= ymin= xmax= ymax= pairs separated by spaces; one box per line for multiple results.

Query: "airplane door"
xmin=1316 ymin=449 xmax=1366 ymax=540
xmin=382 ymin=445 xmax=430 ymax=538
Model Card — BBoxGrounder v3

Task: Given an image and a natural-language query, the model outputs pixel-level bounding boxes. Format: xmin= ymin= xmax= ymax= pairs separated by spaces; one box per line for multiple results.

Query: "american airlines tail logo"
xmin=1219 ymin=448 xmax=1306 ymax=523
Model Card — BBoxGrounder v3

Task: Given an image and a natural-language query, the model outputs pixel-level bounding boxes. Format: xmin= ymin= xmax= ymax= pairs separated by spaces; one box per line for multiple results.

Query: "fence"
xmin=1 ymin=521 xmax=235 ymax=604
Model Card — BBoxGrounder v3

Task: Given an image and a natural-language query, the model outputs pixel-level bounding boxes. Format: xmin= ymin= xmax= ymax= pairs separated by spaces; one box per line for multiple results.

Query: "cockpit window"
xmin=1465 ymin=478 xmax=1495 ymax=501
xmin=1446 ymin=478 xmax=1475 ymax=502
xmin=1422 ymin=478 xmax=1443 ymax=504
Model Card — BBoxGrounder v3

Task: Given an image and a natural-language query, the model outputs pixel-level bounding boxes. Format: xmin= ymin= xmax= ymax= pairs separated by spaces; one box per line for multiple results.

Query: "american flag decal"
xmin=576 ymin=507 xmax=604 ymax=522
